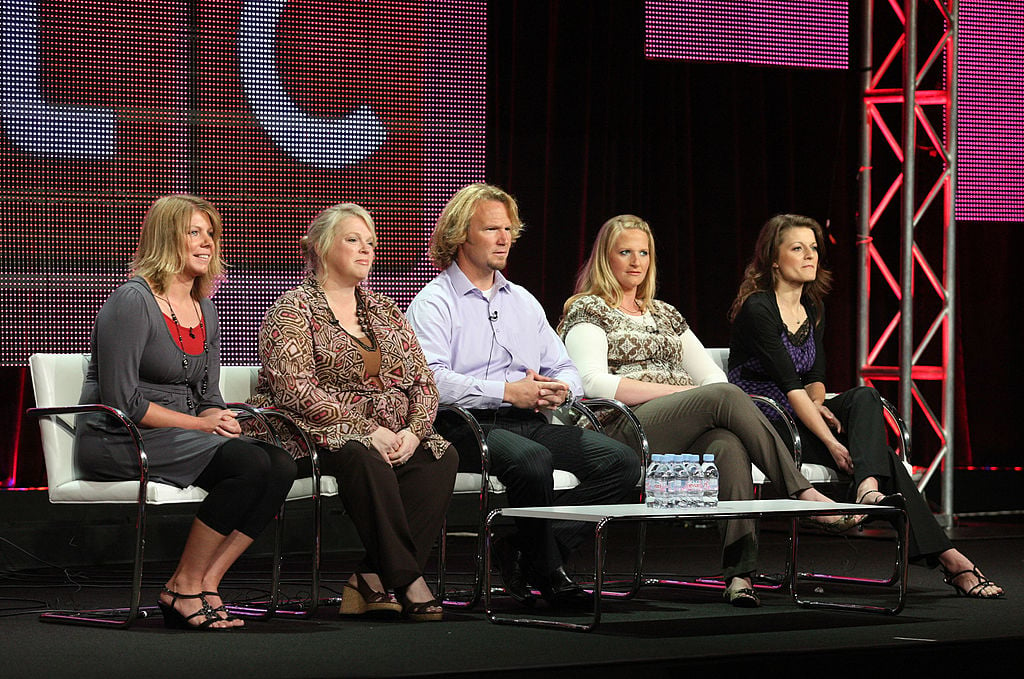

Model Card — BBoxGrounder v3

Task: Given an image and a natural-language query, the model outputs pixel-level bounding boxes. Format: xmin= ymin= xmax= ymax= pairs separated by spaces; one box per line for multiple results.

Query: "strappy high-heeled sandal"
xmin=800 ymin=513 xmax=865 ymax=534
xmin=201 ymin=590 xmax=244 ymax=625
xmin=157 ymin=588 xmax=232 ymax=631
xmin=941 ymin=566 xmax=1004 ymax=599
xmin=856 ymin=489 xmax=906 ymax=510
xmin=339 ymin=573 xmax=402 ymax=616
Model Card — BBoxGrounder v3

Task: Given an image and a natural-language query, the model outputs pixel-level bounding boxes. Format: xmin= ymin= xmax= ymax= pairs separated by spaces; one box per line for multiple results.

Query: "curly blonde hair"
xmin=429 ymin=183 xmax=523 ymax=269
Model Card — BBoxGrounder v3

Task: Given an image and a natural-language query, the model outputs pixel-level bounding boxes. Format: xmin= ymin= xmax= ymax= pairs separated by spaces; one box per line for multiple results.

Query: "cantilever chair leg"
xmin=225 ymin=405 xmax=328 ymax=619
xmin=575 ymin=398 xmax=648 ymax=600
xmin=40 ymin=494 xmax=151 ymax=627
xmin=30 ymin=399 xmax=171 ymax=628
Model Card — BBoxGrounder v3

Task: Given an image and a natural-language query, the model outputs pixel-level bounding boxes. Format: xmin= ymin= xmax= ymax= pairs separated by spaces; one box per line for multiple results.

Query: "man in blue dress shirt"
xmin=406 ymin=183 xmax=640 ymax=608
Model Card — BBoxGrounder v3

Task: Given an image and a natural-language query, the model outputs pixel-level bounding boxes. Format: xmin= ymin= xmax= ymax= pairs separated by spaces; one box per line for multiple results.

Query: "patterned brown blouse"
xmin=559 ymin=294 xmax=695 ymax=387
xmin=254 ymin=276 xmax=450 ymax=459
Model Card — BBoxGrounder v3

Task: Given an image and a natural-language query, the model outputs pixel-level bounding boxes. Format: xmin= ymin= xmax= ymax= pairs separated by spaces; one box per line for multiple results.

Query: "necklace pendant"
xmin=188 ymin=327 xmax=196 ymax=339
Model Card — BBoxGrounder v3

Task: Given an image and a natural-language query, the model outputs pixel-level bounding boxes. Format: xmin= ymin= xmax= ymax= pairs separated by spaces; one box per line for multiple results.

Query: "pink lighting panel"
xmin=644 ymin=0 xmax=849 ymax=69
xmin=0 ymin=0 xmax=486 ymax=365
xmin=956 ymin=1 xmax=1024 ymax=222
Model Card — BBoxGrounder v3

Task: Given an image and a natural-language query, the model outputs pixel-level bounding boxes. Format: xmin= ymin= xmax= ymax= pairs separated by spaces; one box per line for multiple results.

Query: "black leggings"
xmin=193 ymin=438 xmax=297 ymax=539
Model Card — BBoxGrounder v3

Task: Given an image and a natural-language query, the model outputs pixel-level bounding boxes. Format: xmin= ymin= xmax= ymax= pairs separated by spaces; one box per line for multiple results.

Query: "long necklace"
xmin=155 ymin=293 xmax=209 ymax=412
xmin=322 ymin=285 xmax=378 ymax=352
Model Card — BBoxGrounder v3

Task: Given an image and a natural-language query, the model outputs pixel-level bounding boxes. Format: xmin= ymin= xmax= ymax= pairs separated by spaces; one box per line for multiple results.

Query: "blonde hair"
xmin=300 ymin=203 xmax=377 ymax=283
xmin=728 ymin=213 xmax=833 ymax=323
xmin=429 ymin=183 xmax=523 ymax=269
xmin=563 ymin=215 xmax=657 ymax=316
xmin=132 ymin=194 xmax=225 ymax=300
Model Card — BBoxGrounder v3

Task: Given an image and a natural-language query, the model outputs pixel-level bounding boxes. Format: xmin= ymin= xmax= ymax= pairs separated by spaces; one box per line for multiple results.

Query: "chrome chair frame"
xmin=27 ymin=354 xmax=336 ymax=627
xmin=435 ymin=398 xmax=649 ymax=607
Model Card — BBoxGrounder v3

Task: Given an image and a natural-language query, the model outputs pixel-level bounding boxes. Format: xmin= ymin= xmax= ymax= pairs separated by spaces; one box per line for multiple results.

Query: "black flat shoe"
xmin=535 ymin=567 xmax=593 ymax=609
xmin=724 ymin=585 xmax=761 ymax=608
xmin=158 ymin=588 xmax=232 ymax=631
xmin=491 ymin=536 xmax=537 ymax=607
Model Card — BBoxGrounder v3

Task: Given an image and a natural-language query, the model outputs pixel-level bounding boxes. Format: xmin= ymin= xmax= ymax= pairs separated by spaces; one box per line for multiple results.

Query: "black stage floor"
xmin=1 ymin=515 xmax=1021 ymax=678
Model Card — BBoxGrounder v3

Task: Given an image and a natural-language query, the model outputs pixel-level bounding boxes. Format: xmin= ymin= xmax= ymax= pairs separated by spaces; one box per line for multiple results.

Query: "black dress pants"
xmin=444 ymin=408 xmax=640 ymax=575
xmin=775 ymin=386 xmax=952 ymax=565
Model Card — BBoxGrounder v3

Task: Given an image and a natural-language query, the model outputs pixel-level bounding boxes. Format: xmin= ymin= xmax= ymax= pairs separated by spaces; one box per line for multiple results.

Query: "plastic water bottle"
xmin=665 ymin=454 xmax=685 ymax=507
xmin=645 ymin=455 xmax=665 ymax=508
xmin=702 ymin=453 xmax=719 ymax=507
xmin=684 ymin=454 xmax=704 ymax=507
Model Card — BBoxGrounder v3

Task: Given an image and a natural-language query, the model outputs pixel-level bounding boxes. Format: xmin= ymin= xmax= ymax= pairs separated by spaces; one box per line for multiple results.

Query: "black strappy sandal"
xmin=941 ymin=566 xmax=1004 ymax=599
xmin=157 ymin=588 xmax=233 ymax=630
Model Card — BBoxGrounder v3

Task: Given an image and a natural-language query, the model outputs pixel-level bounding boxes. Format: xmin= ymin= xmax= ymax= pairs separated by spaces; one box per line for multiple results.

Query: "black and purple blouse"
xmin=727 ymin=291 xmax=826 ymax=420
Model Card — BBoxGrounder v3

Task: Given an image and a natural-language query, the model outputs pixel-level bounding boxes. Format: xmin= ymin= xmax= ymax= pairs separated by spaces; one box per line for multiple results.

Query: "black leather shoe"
xmin=491 ymin=537 xmax=536 ymax=607
xmin=536 ymin=567 xmax=593 ymax=609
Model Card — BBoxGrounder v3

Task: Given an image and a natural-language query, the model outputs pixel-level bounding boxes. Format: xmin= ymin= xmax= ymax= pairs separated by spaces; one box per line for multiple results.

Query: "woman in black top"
xmin=728 ymin=213 xmax=1002 ymax=598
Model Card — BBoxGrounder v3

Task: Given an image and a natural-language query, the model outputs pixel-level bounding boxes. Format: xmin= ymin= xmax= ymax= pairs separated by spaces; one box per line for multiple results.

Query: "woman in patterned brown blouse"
xmin=256 ymin=203 xmax=457 ymax=621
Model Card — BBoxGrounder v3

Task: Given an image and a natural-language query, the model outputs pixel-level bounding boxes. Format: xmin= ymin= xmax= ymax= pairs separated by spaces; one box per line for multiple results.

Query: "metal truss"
xmin=857 ymin=0 xmax=958 ymax=527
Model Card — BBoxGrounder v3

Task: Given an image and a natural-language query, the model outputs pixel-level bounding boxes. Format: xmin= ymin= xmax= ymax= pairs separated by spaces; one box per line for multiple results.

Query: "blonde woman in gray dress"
xmin=76 ymin=195 xmax=296 ymax=629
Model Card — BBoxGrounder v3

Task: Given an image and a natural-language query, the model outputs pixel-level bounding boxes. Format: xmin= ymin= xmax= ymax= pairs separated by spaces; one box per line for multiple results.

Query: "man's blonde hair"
xmin=429 ymin=183 xmax=523 ymax=269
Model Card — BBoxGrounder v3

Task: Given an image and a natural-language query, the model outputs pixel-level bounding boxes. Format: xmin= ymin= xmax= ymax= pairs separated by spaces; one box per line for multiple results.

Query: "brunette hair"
xmin=728 ymin=213 xmax=832 ymax=323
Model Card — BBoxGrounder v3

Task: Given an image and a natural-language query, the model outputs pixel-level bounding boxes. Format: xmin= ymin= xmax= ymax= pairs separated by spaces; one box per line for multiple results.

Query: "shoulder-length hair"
xmin=728 ymin=213 xmax=833 ymax=323
xmin=132 ymin=194 xmax=225 ymax=300
xmin=300 ymin=202 xmax=377 ymax=283
xmin=429 ymin=183 xmax=523 ymax=269
xmin=563 ymin=215 xmax=657 ymax=316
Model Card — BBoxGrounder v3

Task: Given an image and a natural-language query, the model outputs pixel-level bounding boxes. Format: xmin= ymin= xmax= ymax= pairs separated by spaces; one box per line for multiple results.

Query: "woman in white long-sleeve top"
xmin=559 ymin=214 xmax=855 ymax=608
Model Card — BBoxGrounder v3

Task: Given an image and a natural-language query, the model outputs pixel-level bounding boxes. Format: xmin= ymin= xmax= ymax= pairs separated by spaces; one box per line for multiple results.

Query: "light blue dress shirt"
xmin=406 ymin=263 xmax=583 ymax=410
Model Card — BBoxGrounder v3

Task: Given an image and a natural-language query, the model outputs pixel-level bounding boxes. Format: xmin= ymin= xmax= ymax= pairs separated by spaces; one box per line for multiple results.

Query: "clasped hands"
xmin=504 ymin=369 xmax=570 ymax=412
xmin=198 ymin=408 xmax=242 ymax=438
xmin=370 ymin=427 xmax=420 ymax=467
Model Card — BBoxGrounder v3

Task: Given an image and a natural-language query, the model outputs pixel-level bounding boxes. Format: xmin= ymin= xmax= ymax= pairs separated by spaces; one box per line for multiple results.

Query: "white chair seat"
xmin=287 ymin=475 xmax=339 ymax=499
xmin=29 ymin=354 xmax=336 ymax=626
xmin=454 ymin=469 xmax=581 ymax=495
xmin=47 ymin=480 xmax=208 ymax=505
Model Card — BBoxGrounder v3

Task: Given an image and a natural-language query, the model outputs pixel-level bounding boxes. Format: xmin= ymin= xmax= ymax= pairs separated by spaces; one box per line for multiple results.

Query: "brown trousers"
xmin=606 ymin=382 xmax=811 ymax=580
xmin=311 ymin=441 xmax=458 ymax=589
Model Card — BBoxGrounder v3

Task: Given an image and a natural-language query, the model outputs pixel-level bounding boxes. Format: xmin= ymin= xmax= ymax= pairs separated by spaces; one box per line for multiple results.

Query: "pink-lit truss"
xmin=857 ymin=0 xmax=957 ymax=525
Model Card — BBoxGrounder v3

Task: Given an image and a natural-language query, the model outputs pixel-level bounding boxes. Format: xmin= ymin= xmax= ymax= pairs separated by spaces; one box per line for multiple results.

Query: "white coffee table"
xmin=484 ymin=499 xmax=908 ymax=631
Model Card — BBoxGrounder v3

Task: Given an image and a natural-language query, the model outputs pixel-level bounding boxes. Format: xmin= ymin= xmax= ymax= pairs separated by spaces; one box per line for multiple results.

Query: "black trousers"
xmin=443 ymin=408 xmax=641 ymax=575
xmin=194 ymin=438 xmax=297 ymax=540
xmin=775 ymin=386 xmax=952 ymax=565
xmin=301 ymin=442 xmax=458 ymax=590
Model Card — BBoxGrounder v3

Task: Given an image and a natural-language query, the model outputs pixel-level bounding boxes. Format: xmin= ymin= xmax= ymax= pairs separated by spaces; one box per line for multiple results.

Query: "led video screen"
xmin=644 ymin=0 xmax=849 ymax=70
xmin=0 ymin=0 xmax=486 ymax=365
